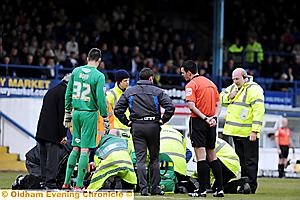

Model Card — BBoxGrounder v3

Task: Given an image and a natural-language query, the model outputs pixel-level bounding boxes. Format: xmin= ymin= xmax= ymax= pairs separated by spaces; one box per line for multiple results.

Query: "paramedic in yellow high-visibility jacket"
xmin=220 ymin=68 xmax=265 ymax=194
xmin=106 ymin=69 xmax=130 ymax=131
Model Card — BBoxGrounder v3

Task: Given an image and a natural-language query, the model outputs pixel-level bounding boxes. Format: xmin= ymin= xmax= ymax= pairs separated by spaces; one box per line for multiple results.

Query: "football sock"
xmin=76 ymin=152 xmax=89 ymax=188
xmin=197 ymin=160 xmax=210 ymax=192
xmin=64 ymin=150 xmax=79 ymax=185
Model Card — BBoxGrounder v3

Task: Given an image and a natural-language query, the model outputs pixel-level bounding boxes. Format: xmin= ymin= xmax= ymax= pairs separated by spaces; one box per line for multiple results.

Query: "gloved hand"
xmin=63 ymin=110 xmax=72 ymax=128
xmin=103 ymin=117 xmax=110 ymax=134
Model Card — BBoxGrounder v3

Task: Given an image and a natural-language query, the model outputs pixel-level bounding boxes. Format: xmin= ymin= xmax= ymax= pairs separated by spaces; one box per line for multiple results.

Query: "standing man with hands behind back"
xmin=220 ymin=68 xmax=265 ymax=194
xmin=181 ymin=60 xmax=224 ymax=198
xmin=62 ymin=48 xmax=109 ymax=190
xmin=114 ymin=67 xmax=175 ymax=196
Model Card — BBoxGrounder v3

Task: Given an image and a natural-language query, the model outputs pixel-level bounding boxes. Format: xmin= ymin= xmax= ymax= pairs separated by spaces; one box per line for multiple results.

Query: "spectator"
xmin=228 ymin=37 xmax=243 ymax=63
xmin=111 ymin=45 xmax=123 ymax=67
xmin=65 ymin=35 xmax=79 ymax=57
xmin=244 ymin=32 xmax=264 ymax=75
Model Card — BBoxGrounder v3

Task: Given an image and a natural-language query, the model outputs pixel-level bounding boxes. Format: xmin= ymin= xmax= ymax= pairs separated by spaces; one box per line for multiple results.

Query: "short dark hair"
xmin=139 ymin=67 xmax=153 ymax=80
xmin=88 ymin=48 xmax=101 ymax=61
xmin=181 ymin=60 xmax=197 ymax=74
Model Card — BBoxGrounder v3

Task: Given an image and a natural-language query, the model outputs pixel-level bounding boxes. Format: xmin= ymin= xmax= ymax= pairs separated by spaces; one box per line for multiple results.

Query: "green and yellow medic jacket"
xmin=87 ymin=134 xmax=137 ymax=190
xmin=220 ymin=77 xmax=265 ymax=138
xmin=65 ymin=65 xmax=107 ymax=117
xmin=215 ymin=138 xmax=240 ymax=177
xmin=160 ymin=125 xmax=187 ymax=176
xmin=106 ymin=83 xmax=130 ymax=130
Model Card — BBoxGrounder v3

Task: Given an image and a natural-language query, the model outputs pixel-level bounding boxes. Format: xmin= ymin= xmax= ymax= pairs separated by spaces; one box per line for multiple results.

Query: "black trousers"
xmin=39 ymin=140 xmax=60 ymax=189
xmin=132 ymin=122 xmax=161 ymax=193
xmin=211 ymin=159 xmax=235 ymax=191
xmin=232 ymin=136 xmax=259 ymax=193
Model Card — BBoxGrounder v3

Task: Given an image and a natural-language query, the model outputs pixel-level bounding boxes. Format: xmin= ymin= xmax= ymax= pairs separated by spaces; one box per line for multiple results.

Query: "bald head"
xmin=232 ymin=68 xmax=248 ymax=88
xmin=281 ymin=118 xmax=288 ymax=127
xmin=232 ymin=68 xmax=247 ymax=77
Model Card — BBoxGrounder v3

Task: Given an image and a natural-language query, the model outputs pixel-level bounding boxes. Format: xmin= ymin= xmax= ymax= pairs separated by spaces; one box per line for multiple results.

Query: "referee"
xmin=181 ymin=60 xmax=224 ymax=197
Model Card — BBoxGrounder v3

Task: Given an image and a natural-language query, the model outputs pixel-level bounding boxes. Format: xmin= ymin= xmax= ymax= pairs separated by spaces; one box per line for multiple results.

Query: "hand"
xmin=207 ymin=117 xmax=217 ymax=127
xmin=159 ymin=119 xmax=164 ymax=125
xmin=229 ymin=90 xmax=238 ymax=99
xmin=60 ymin=137 xmax=67 ymax=145
xmin=128 ymin=121 xmax=132 ymax=127
xmin=88 ymin=162 xmax=96 ymax=172
xmin=103 ymin=117 xmax=110 ymax=134
xmin=249 ymin=131 xmax=257 ymax=141
xmin=63 ymin=110 xmax=72 ymax=128
xmin=277 ymin=148 xmax=281 ymax=155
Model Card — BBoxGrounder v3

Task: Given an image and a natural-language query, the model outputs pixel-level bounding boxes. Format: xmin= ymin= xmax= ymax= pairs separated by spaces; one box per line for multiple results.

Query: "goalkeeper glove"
xmin=63 ymin=110 xmax=72 ymax=128
xmin=103 ymin=117 xmax=110 ymax=134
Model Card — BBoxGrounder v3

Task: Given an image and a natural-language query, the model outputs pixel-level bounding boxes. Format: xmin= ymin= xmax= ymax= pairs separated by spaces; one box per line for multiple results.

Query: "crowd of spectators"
xmin=223 ymin=0 xmax=300 ymax=87
xmin=1 ymin=0 xmax=300 ymax=89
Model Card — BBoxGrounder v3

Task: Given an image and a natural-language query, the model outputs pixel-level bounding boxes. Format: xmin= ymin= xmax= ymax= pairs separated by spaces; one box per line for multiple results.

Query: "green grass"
xmin=0 ymin=171 xmax=26 ymax=189
xmin=1 ymin=172 xmax=300 ymax=199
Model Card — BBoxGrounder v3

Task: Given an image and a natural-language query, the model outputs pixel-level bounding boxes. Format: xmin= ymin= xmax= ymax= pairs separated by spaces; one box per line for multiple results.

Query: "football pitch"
xmin=1 ymin=171 xmax=300 ymax=199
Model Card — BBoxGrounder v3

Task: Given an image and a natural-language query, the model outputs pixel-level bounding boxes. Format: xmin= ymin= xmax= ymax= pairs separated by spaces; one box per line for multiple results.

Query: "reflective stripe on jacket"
xmin=220 ymin=78 xmax=265 ymax=138
xmin=88 ymin=134 xmax=137 ymax=190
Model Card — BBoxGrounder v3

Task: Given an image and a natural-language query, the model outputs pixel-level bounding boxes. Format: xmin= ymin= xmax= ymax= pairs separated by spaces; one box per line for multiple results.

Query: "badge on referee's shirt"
xmin=185 ymin=88 xmax=193 ymax=96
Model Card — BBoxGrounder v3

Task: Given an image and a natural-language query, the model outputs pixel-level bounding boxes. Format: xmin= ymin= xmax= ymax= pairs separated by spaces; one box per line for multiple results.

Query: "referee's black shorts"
xmin=189 ymin=117 xmax=216 ymax=149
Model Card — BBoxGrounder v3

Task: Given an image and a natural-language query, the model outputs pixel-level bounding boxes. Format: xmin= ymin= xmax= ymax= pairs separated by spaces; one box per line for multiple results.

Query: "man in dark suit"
xmin=35 ymin=74 xmax=70 ymax=189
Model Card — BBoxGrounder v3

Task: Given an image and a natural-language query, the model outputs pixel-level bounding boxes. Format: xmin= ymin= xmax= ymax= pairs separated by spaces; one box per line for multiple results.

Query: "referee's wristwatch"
xmin=203 ymin=117 xmax=208 ymax=121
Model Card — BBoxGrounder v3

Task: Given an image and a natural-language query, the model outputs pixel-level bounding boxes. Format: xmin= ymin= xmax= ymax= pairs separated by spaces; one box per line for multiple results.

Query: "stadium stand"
xmin=1 ymin=0 xmax=300 ymax=90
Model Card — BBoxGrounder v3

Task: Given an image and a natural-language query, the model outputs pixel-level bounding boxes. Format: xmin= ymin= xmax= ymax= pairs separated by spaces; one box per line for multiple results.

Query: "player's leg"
xmin=63 ymin=111 xmax=81 ymax=188
xmin=76 ymin=111 xmax=98 ymax=188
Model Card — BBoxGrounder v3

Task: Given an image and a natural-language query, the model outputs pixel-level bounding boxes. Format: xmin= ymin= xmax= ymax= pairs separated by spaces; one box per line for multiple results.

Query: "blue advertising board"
xmin=0 ymin=76 xmax=53 ymax=97
xmin=264 ymin=91 xmax=294 ymax=108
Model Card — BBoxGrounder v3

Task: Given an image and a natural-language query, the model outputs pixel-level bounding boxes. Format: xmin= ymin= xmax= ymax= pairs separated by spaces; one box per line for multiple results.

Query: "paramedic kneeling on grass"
xmin=87 ymin=129 xmax=137 ymax=190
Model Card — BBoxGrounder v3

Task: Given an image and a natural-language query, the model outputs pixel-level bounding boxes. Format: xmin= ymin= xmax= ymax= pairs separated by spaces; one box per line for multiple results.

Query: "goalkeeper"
xmin=62 ymin=48 xmax=109 ymax=191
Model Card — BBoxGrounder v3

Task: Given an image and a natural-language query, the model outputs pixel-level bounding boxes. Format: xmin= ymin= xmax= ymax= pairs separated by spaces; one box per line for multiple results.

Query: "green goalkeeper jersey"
xmin=65 ymin=65 xmax=108 ymax=117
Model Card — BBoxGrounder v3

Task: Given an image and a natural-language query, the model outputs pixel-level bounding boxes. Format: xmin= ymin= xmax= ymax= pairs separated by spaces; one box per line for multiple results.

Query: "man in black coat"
xmin=35 ymin=74 xmax=70 ymax=189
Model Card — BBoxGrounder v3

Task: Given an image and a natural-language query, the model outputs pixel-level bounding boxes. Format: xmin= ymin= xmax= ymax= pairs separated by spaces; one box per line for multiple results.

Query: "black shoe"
xmin=188 ymin=191 xmax=207 ymax=197
xmin=213 ymin=189 xmax=224 ymax=197
xmin=12 ymin=174 xmax=24 ymax=189
xmin=141 ymin=188 xmax=149 ymax=196
xmin=151 ymin=190 xmax=165 ymax=196
xmin=141 ymin=192 xmax=150 ymax=196
xmin=237 ymin=183 xmax=251 ymax=194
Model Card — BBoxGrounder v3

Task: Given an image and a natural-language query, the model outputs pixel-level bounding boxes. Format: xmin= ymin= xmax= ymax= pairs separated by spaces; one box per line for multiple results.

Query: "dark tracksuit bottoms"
xmin=132 ymin=122 xmax=161 ymax=193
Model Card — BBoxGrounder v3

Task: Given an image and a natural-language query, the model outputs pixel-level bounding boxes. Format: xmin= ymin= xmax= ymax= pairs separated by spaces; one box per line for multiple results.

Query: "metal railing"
xmin=0 ymin=111 xmax=35 ymax=146
xmin=1 ymin=62 xmax=300 ymax=106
